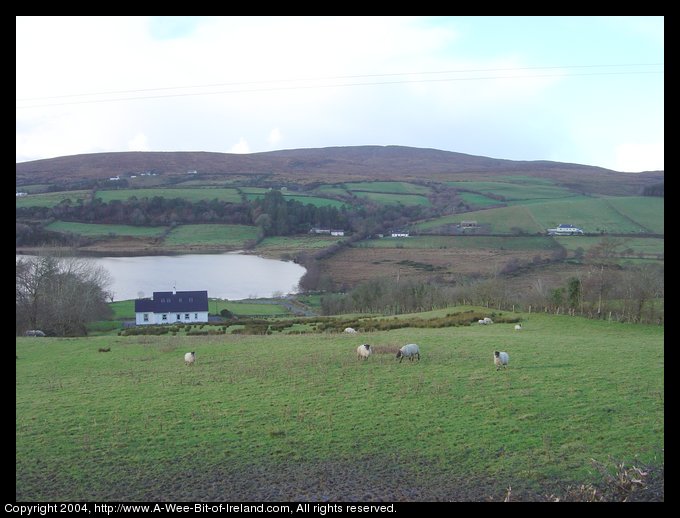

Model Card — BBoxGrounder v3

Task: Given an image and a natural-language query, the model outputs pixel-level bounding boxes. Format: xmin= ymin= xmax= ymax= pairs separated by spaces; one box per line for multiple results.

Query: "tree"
xmin=16 ymin=253 xmax=113 ymax=336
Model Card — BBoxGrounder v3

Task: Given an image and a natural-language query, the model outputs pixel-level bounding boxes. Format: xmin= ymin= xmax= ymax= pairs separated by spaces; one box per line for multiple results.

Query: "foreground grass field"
xmin=16 ymin=310 xmax=663 ymax=501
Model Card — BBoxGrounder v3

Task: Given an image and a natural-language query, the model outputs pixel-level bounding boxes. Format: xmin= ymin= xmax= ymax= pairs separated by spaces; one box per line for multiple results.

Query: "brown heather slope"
xmin=16 ymin=145 xmax=663 ymax=196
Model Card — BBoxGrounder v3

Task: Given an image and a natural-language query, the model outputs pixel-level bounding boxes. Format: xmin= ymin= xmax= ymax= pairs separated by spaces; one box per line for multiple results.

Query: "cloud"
xmin=267 ymin=128 xmax=282 ymax=146
xmin=614 ymin=141 xmax=664 ymax=172
xmin=229 ymin=138 xmax=251 ymax=154
xmin=128 ymin=132 xmax=150 ymax=151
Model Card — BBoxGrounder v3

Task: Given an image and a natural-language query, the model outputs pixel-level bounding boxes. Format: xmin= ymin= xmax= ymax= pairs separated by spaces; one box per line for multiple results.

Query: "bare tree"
xmin=16 ymin=252 xmax=113 ymax=336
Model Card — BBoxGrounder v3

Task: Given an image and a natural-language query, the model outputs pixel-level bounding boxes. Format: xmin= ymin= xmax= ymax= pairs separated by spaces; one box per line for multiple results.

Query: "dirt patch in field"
xmin=319 ymin=246 xmax=554 ymax=287
xmin=19 ymin=455 xmax=661 ymax=502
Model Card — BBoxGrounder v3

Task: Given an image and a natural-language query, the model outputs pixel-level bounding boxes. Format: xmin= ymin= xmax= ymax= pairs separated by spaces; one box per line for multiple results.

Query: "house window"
xmin=184 ymin=313 xmax=190 ymax=320
xmin=189 ymin=297 xmax=193 ymax=302
xmin=162 ymin=314 xmax=167 ymax=321
xmin=176 ymin=314 xmax=181 ymax=320
xmin=194 ymin=313 xmax=198 ymax=319
xmin=143 ymin=313 xmax=149 ymax=322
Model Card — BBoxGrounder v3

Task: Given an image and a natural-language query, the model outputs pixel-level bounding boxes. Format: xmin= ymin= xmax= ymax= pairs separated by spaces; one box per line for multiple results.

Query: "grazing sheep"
xmin=184 ymin=351 xmax=196 ymax=366
xmin=494 ymin=351 xmax=509 ymax=370
xmin=483 ymin=317 xmax=493 ymax=324
xmin=356 ymin=344 xmax=372 ymax=360
xmin=478 ymin=319 xmax=486 ymax=325
xmin=514 ymin=324 xmax=522 ymax=331
xmin=344 ymin=327 xmax=357 ymax=334
xmin=396 ymin=343 xmax=420 ymax=363
xmin=98 ymin=347 xmax=111 ymax=352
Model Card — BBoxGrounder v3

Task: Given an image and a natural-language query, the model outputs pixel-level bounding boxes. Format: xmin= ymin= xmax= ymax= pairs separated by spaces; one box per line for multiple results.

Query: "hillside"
xmin=16 ymin=146 xmax=663 ymax=196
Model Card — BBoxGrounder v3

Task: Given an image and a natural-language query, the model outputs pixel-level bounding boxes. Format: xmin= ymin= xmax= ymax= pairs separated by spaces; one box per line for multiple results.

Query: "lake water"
xmin=16 ymin=252 xmax=307 ymax=302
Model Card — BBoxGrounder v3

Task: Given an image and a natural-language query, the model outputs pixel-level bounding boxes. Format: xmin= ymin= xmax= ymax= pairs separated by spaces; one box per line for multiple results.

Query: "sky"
xmin=16 ymin=16 xmax=664 ymax=172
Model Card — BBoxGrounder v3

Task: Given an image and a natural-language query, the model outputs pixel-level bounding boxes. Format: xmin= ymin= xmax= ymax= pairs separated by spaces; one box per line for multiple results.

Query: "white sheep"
xmin=514 ymin=324 xmax=522 ymax=331
xmin=483 ymin=317 xmax=493 ymax=324
xmin=356 ymin=344 xmax=372 ymax=360
xmin=396 ymin=343 xmax=420 ymax=363
xmin=344 ymin=327 xmax=357 ymax=334
xmin=494 ymin=351 xmax=509 ymax=370
xmin=478 ymin=319 xmax=486 ymax=325
xmin=184 ymin=351 xmax=196 ymax=366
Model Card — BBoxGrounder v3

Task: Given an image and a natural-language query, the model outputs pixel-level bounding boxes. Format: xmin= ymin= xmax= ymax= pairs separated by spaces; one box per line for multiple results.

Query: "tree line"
xmin=16 ymin=254 xmax=113 ymax=336
xmin=318 ymin=262 xmax=664 ymax=325
xmin=16 ymin=189 xmax=435 ymax=246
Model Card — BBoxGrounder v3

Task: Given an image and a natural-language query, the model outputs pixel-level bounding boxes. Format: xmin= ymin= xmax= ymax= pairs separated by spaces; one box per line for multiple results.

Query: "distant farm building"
xmin=460 ymin=220 xmax=478 ymax=229
xmin=309 ymin=228 xmax=345 ymax=236
xmin=134 ymin=290 xmax=209 ymax=325
xmin=16 ymin=192 xmax=28 ymax=197
xmin=547 ymin=224 xmax=584 ymax=236
xmin=390 ymin=230 xmax=410 ymax=237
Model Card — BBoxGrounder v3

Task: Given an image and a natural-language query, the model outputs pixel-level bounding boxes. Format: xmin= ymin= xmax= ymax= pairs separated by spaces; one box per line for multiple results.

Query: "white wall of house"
xmin=135 ymin=311 xmax=209 ymax=325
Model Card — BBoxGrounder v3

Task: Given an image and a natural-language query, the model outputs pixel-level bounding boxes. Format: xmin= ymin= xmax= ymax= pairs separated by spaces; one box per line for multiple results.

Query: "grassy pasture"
xmin=446 ymin=181 xmax=578 ymax=201
xmin=46 ymin=221 xmax=167 ymax=238
xmin=163 ymin=224 xmax=259 ymax=247
xmin=344 ymin=181 xmax=432 ymax=195
xmin=603 ymin=196 xmax=664 ymax=234
xmin=458 ymin=191 xmax=503 ymax=207
xmin=356 ymin=235 xmax=558 ymax=251
xmin=15 ymin=190 xmax=91 ymax=208
xmin=94 ymin=188 xmax=243 ymax=204
xmin=16 ymin=310 xmax=663 ymax=501
xmin=313 ymin=185 xmax=350 ymax=197
xmin=351 ymin=192 xmax=431 ymax=206
xmin=243 ymin=192 xmax=347 ymax=208
xmin=528 ymin=198 xmax=646 ymax=234
xmin=414 ymin=205 xmax=543 ymax=234
xmin=254 ymin=235 xmax=345 ymax=257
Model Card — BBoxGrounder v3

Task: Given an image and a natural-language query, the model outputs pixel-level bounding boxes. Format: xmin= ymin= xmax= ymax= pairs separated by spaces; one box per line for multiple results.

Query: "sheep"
xmin=184 ymin=351 xmax=196 ymax=366
xmin=396 ymin=343 xmax=420 ymax=363
xmin=514 ymin=324 xmax=522 ymax=331
xmin=483 ymin=317 xmax=493 ymax=324
xmin=344 ymin=327 xmax=357 ymax=334
xmin=478 ymin=319 xmax=486 ymax=325
xmin=494 ymin=351 xmax=509 ymax=370
xmin=98 ymin=347 xmax=111 ymax=352
xmin=356 ymin=344 xmax=372 ymax=360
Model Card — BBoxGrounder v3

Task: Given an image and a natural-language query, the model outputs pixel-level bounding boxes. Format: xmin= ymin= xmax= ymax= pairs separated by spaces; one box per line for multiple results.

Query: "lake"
xmin=16 ymin=252 xmax=307 ymax=302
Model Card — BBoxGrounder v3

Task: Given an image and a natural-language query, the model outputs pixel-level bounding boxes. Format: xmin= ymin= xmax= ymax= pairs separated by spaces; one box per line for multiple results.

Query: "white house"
xmin=547 ymin=224 xmax=584 ymax=235
xmin=135 ymin=290 xmax=209 ymax=325
xmin=390 ymin=230 xmax=410 ymax=237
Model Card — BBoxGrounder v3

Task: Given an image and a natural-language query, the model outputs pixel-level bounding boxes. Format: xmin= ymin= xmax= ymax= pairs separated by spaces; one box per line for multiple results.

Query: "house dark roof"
xmin=134 ymin=290 xmax=209 ymax=313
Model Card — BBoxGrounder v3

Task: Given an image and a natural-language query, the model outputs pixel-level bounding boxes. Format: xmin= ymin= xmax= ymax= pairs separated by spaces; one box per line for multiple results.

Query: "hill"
xmin=16 ymin=146 xmax=663 ymax=196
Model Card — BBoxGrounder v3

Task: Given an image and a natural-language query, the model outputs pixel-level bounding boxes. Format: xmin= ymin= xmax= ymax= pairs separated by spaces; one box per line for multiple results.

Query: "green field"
xmin=357 ymin=235 xmax=558 ymax=251
xmin=414 ymin=205 xmax=543 ymax=234
xmin=527 ymin=198 xmax=663 ymax=233
xmin=46 ymin=221 xmax=167 ymax=238
xmin=458 ymin=191 xmax=504 ymax=207
xmin=254 ymin=235 xmax=345 ymax=254
xmin=94 ymin=188 xmax=243 ymax=204
xmin=446 ymin=180 xmax=579 ymax=201
xmin=164 ymin=224 xmax=259 ymax=247
xmin=243 ymin=192 xmax=347 ymax=208
xmin=16 ymin=190 xmax=91 ymax=208
xmin=414 ymin=196 xmax=664 ymax=236
xmin=603 ymin=197 xmax=665 ymax=234
xmin=16 ymin=310 xmax=663 ymax=501
xmin=352 ymin=192 xmax=431 ymax=206
xmin=344 ymin=181 xmax=432 ymax=195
